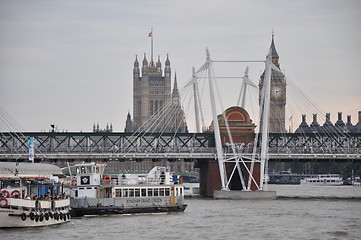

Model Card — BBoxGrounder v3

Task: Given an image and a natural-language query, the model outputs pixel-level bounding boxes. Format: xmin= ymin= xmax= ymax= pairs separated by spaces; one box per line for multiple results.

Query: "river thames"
xmin=1 ymin=185 xmax=361 ymax=240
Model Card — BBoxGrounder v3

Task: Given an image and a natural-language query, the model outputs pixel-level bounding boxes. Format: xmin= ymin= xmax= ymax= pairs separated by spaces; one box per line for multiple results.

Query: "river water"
xmin=1 ymin=185 xmax=361 ymax=240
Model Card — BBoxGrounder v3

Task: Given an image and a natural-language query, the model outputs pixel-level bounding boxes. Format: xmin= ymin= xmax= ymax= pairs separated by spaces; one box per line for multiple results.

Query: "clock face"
xmin=271 ymin=86 xmax=283 ymax=98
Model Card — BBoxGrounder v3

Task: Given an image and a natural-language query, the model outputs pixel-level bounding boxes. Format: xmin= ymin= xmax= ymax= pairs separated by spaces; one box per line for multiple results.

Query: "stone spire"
xmin=172 ymin=73 xmax=180 ymax=106
xmin=133 ymin=55 xmax=140 ymax=76
xmin=270 ymin=32 xmax=280 ymax=67
xmin=142 ymin=53 xmax=148 ymax=74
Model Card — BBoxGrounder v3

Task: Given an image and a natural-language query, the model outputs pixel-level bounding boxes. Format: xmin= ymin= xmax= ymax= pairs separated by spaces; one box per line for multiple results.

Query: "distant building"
xmin=295 ymin=111 xmax=361 ymax=133
xmin=93 ymin=123 xmax=113 ymax=133
xmin=125 ymin=54 xmax=188 ymax=133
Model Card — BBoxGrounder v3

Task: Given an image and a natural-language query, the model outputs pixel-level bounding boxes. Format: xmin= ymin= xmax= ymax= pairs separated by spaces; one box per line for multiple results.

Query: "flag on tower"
xmin=148 ymin=31 xmax=152 ymax=37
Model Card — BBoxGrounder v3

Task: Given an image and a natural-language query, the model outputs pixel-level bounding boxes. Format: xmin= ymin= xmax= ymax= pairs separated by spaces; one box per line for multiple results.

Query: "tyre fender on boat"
xmin=30 ymin=212 xmax=35 ymax=220
xmin=0 ymin=198 xmax=8 ymax=207
xmin=103 ymin=175 xmax=111 ymax=183
xmin=21 ymin=213 xmax=27 ymax=221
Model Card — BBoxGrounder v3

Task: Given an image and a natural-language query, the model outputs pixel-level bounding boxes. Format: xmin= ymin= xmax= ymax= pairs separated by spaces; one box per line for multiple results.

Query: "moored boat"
xmin=66 ymin=162 xmax=187 ymax=217
xmin=0 ymin=162 xmax=71 ymax=228
xmin=300 ymin=174 xmax=343 ymax=186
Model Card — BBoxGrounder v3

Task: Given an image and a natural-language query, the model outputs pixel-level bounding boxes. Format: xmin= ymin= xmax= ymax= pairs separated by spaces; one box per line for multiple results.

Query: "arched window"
xmin=159 ymin=101 xmax=163 ymax=113
xmin=150 ymin=100 xmax=154 ymax=115
xmin=155 ymin=101 xmax=158 ymax=113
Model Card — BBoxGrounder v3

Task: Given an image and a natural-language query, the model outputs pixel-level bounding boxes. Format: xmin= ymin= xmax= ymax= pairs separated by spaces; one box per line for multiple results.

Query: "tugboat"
xmin=67 ymin=162 xmax=187 ymax=217
xmin=0 ymin=162 xmax=71 ymax=228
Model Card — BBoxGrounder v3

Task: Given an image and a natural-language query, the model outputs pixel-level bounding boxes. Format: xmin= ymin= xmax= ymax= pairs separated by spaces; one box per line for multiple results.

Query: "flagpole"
xmin=150 ymin=28 xmax=153 ymax=58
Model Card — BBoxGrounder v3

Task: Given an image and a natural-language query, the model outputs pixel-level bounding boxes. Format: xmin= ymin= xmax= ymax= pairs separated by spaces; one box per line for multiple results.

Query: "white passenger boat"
xmin=300 ymin=174 xmax=343 ymax=186
xmin=0 ymin=162 xmax=71 ymax=228
xmin=67 ymin=163 xmax=187 ymax=217
xmin=352 ymin=177 xmax=361 ymax=186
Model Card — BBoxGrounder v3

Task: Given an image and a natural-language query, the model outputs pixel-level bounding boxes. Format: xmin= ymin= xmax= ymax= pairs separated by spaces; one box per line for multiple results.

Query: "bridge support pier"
xmin=198 ymin=160 xmax=221 ymax=197
xmin=197 ymin=159 xmax=262 ymax=197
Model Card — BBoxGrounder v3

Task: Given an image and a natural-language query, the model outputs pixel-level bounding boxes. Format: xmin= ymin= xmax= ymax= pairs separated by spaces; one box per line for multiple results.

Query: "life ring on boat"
xmin=11 ymin=190 xmax=20 ymax=198
xmin=1 ymin=190 xmax=10 ymax=197
xmin=29 ymin=212 xmax=35 ymax=220
xmin=72 ymin=179 xmax=77 ymax=186
xmin=21 ymin=213 xmax=27 ymax=221
xmin=0 ymin=198 xmax=8 ymax=207
xmin=103 ymin=175 xmax=111 ymax=183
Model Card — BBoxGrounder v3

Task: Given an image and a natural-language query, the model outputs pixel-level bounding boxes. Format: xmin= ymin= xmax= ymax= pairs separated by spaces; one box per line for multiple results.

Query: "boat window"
xmin=135 ymin=188 xmax=140 ymax=197
xmin=129 ymin=189 xmax=135 ymax=197
xmin=160 ymin=188 xmax=165 ymax=196
xmin=123 ymin=189 xmax=128 ymax=197
xmin=153 ymin=188 xmax=159 ymax=197
xmin=115 ymin=189 xmax=122 ymax=197
xmin=165 ymin=188 xmax=170 ymax=196
xmin=141 ymin=188 xmax=147 ymax=197
xmin=180 ymin=187 xmax=183 ymax=196
xmin=148 ymin=188 xmax=153 ymax=197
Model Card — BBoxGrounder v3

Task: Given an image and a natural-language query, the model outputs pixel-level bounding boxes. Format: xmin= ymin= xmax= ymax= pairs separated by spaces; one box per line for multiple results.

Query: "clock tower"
xmin=259 ymin=34 xmax=286 ymax=133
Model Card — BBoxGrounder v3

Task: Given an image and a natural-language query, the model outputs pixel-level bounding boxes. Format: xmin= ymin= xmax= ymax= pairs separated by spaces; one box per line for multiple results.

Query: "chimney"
xmin=302 ymin=114 xmax=306 ymax=123
xmin=313 ymin=114 xmax=317 ymax=123
xmin=359 ymin=111 xmax=361 ymax=123
xmin=338 ymin=112 xmax=342 ymax=121
xmin=347 ymin=115 xmax=351 ymax=124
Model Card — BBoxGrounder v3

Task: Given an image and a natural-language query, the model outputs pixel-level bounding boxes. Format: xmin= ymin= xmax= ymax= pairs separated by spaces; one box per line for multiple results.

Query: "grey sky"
xmin=1 ymin=0 xmax=360 ymax=132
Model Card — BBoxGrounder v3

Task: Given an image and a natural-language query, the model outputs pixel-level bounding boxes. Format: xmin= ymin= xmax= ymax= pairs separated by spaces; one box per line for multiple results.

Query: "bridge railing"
xmin=1 ymin=145 xmax=360 ymax=159
xmin=1 ymin=132 xmax=360 ymax=160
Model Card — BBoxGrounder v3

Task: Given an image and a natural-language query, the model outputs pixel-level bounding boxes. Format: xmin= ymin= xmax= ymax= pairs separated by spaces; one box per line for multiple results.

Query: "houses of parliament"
xmin=124 ymin=54 xmax=188 ymax=133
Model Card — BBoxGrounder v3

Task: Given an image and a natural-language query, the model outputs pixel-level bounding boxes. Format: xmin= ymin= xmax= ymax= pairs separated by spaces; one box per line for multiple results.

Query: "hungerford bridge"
xmin=1 ymin=47 xmax=360 ymax=197
xmin=0 ymin=132 xmax=360 ymax=163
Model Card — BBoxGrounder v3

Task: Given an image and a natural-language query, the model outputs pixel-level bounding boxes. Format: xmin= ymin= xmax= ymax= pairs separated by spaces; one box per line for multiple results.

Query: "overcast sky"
xmin=1 ymin=0 xmax=360 ymax=132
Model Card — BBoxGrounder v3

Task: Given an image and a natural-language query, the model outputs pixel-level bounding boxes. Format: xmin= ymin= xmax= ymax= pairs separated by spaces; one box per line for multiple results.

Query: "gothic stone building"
xmin=125 ymin=54 xmax=187 ymax=133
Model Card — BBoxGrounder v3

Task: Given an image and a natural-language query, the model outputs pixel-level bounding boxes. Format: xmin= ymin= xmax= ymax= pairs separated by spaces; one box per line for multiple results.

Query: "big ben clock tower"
xmin=259 ymin=34 xmax=286 ymax=133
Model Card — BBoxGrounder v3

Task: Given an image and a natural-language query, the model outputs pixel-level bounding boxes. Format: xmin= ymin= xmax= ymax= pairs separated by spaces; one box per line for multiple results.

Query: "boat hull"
xmin=70 ymin=204 xmax=187 ymax=217
xmin=0 ymin=208 xmax=70 ymax=228
xmin=0 ymin=198 xmax=71 ymax=228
